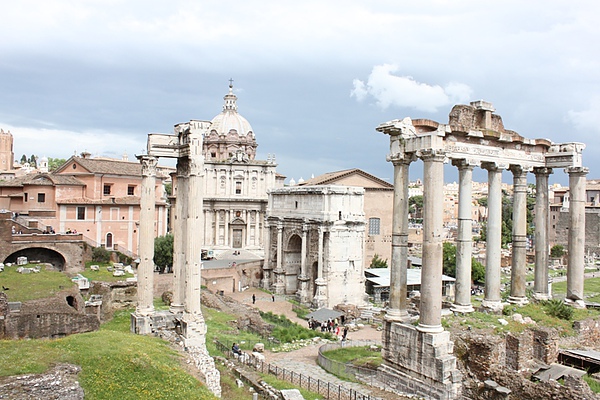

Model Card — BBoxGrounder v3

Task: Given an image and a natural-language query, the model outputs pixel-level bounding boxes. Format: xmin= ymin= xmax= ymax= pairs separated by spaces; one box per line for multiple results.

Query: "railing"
xmin=215 ymin=340 xmax=377 ymax=400
xmin=318 ymin=341 xmax=380 ymax=386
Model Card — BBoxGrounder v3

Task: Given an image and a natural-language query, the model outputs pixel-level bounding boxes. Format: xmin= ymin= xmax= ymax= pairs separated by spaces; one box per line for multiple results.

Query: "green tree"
xmin=550 ymin=244 xmax=565 ymax=258
xmin=164 ymin=182 xmax=172 ymax=196
xmin=370 ymin=254 xmax=388 ymax=268
xmin=29 ymin=154 xmax=37 ymax=168
xmin=154 ymin=234 xmax=174 ymax=273
xmin=20 ymin=154 xmax=27 ymax=164
xmin=92 ymin=247 xmax=111 ymax=263
xmin=47 ymin=157 xmax=67 ymax=171
xmin=409 ymin=195 xmax=423 ymax=220
xmin=443 ymin=242 xmax=457 ymax=277
xmin=471 ymin=259 xmax=485 ymax=283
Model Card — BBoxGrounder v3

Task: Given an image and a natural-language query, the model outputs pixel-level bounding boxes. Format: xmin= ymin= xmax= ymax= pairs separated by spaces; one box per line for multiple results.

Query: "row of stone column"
xmin=206 ymin=209 xmax=262 ymax=248
xmin=386 ymin=152 xmax=588 ymax=333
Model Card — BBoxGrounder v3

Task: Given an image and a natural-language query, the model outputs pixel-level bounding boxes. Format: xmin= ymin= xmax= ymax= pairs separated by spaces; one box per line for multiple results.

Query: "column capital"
xmin=417 ymin=149 xmax=446 ymax=162
xmin=451 ymin=158 xmax=479 ymax=170
xmin=533 ymin=167 xmax=553 ymax=176
xmin=387 ymin=152 xmax=417 ymax=165
xmin=509 ymin=164 xmax=531 ymax=176
xmin=138 ymin=155 xmax=158 ymax=177
xmin=566 ymin=166 xmax=589 ymax=176
xmin=482 ymin=161 xmax=509 ymax=171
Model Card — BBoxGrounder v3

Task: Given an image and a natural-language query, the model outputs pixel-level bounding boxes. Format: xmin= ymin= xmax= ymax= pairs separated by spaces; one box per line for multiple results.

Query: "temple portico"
xmin=376 ymin=101 xmax=586 ymax=400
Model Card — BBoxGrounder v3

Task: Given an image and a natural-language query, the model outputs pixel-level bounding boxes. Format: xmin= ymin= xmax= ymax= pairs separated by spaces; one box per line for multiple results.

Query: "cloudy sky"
xmin=1 ymin=1 xmax=599 ymax=185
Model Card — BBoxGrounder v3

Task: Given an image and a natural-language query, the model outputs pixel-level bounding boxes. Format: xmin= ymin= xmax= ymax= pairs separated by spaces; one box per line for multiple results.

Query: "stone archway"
xmin=284 ymin=234 xmax=301 ymax=294
xmin=230 ymin=218 xmax=246 ymax=248
xmin=4 ymin=247 xmax=67 ymax=270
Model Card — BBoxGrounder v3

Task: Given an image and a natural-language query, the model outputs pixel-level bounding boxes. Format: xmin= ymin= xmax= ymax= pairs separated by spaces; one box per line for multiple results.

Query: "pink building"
xmin=0 ymin=152 xmax=169 ymax=257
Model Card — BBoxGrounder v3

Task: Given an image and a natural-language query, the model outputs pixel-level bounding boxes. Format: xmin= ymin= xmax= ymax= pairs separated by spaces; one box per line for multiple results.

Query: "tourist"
xmin=232 ymin=343 xmax=242 ymax=356
xmin=252 ymin=294 xmax=256 ymax=304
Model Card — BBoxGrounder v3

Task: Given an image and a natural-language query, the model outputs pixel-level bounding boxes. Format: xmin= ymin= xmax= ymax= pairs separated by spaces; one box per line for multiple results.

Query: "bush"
xmin=92 ymin=247 xmax=111 ymax=263
xmin=544 ymin=299 xmax=574 ymax=321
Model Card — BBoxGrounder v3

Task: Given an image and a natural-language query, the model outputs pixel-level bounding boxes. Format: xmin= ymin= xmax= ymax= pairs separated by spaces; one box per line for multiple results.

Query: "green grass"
xmin=81 ymin=261 xmax=135 ymax=283
xmin=0 ymin=264 xmax=76 ymax=302
xmin=260 ymin=373 xmax=324 ymax=399
xmin=0 ymin=309 xmax=216 ymax=399
xmin=584 ymin=375 xmax=600 ymax=393
xmin=553 ymin=276 xmax=600 ymax=303
xmin=322 ymin=346 xmax=382 ymax=369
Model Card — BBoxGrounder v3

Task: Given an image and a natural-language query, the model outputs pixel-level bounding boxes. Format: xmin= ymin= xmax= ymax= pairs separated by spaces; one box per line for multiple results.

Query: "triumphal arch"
xmin=131 ymin=121 xmax=221 ymax=397
xmin=376 ymin=101 xmax=586 ymax=399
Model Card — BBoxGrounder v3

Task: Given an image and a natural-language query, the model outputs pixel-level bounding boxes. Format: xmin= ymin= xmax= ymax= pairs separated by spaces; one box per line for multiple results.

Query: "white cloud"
xmin=566 ymin=97 xmax=600 ymax=134
xmin=351 ymin=64 xmax=473 ymax=113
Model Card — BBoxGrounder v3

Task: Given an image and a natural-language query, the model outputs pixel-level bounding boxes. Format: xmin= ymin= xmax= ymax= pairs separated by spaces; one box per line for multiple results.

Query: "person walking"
xmin=252 ymin=294 xmax=256 ymax=304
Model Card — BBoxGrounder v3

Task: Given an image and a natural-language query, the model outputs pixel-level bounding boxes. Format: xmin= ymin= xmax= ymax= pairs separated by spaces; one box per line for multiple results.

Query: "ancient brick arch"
xmin=4 ymin=245 xmax=68 ymax=271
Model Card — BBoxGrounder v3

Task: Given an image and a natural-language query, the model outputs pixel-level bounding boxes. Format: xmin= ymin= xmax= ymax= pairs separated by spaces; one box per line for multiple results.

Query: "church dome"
xmin=209 ymin=84 xmax=254 ymax=136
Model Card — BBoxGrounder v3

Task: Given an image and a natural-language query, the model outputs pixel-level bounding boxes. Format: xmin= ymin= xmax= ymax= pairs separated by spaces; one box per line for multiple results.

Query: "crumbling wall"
xmin=573 ymin=318 xmax=600 ymax=347
xmin=88 ymin=280 xmax=137 ymax=321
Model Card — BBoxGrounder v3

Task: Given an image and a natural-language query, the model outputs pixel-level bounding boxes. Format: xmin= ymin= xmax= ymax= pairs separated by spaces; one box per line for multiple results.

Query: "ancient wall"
xmin=573 ymin=317 xmax=600 ymax=347
xmin=554 ymin=210 xmax=600 ymax=254
xmin=87 ymin=281 xmax=137 ymax=321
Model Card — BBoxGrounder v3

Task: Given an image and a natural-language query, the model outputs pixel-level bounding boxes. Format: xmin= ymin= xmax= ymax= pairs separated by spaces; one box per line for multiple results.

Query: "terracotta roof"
xmin=298 ymin=168 xmax=393 ymax=189
xmin=56 ymin=156 xmax=143 ymax=176
xmin=0 ymin=173 xmax=85 ymax=187
xmin=56 ymin=196 xmax=166 ymax=206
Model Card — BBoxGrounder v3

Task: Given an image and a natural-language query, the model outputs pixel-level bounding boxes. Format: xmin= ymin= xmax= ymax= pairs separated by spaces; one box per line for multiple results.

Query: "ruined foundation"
xmin=380 ymin=321 xmax=462 ymax=400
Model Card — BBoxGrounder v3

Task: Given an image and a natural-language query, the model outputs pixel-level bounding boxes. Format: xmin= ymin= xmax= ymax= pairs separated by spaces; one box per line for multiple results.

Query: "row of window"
xmin=23 ymin=193 xmax=46 ymax=203
xmin=103 ymin=184 xmax=136 ymax=196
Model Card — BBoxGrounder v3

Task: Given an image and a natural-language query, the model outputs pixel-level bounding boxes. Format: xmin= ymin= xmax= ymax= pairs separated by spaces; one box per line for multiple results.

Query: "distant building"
xmin=170 ymin=83 xmax=285 ymax=255
xmin=0 ymin=152 xmax=169 ymax=257
xmin=0 ymin=129 xmax=14 ymax=172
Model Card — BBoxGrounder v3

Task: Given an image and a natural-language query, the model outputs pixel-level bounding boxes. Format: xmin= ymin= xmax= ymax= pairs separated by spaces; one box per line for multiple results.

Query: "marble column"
xmin=386 ymin=156 xmax=412 ymax=322
xmin=214 ymin=210 xmax=220 ymax=246
xmin=297 ymin=222 xmax=310 ymax=304
xmin=255 ymin=211 xmax=260 ymax=247
xmin=566 ymin=166 xmax=588 ymax=307
xmin=313 ymin=226 xmax=327 ymax=308
xmin=170 ymin=162 xmax=187 ymax=314
xmin=246 ymin=210 xmax=251 ymax=247
xmin=482 ymin=162 xmax=504 ymax=312
xmin=452 ymin=160 xmax=475 ymax=313
xmin=533 ymin=167 xmax=552 ymax=300
xmin=224 ymin=210 xmax=229 ymax=247
xmin=274 ymin=221 xmax=285 ymax=294
xmin=261 ymin=220 xmax=272 ymax=289
xmin=135 ymin=155 xmax=157 ymax=327
xmin=508 ymin=165 xmax=529 ymax=305
xmin=417 ymin=150 xmax=445 ymax=333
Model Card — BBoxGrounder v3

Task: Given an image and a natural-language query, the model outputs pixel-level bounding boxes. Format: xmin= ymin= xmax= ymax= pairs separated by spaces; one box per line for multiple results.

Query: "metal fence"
xmin=317 ymin=341 xmax=380 ymax=386
xmin=215 ymin=340 xmax=377 ymax=400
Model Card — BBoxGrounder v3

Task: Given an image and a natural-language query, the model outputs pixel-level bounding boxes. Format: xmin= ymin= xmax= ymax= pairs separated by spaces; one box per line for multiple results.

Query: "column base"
xmin=131 ymin=312 xmax=154 ymax=335
xmin=450 ymin=303 xmax=475 ymax=314
xmin=532 ymin=292 xmax=552 ymax=301
xmin=507 ymin=296 xmax=529 ymax=306
xmin=170 ymin=304 xmax=185 ymax=314
xmin=416 ymin=322 xmax=444 ymax=334
xmin=180 ymin=312 xmax=208 ymax=348
xmin=481 ymin=299 xmax=504 ymax=313
xmin=385 ymin=308 xmax=411 ymax=323
xmin=564 ymin=298 xmax=587 ymax=309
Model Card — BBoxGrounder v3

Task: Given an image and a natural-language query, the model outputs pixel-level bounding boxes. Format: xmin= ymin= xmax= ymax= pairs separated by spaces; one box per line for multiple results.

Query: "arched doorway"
xmin=4 ymin=247 xmax=67 ymax=271
xmin=230 ymin=218 xmax=246 ymax=248
xmin=284 ymin=234 xmax=301 ymax=294
xmin=106 ymin=232 xmax=113 ymax=249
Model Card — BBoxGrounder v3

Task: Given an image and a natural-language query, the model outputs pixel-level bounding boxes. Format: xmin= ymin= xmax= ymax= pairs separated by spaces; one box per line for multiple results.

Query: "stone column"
xmin=417 ymin=150 xmax=445 ymax=333
xmin=273 ymin=221 xmax=285 ymax=294
xmin=297 ymin=222 xmax=310 ymax=304
xmin=246 ymin=210 xmax=251 ymax=247
xmin=482 ymin=162 xmax=504 ymax=312
xmin=261 ymin=220 xmax=272 ymax=289
xmin=386 ymin=156 xmax=412 ymax=322
xmin=214 ymin=210 xmax=220 ymax=246
xmin=255 ymin=210 xmax=260 ymax=247
xmin=133 ymin=155 xmax=157 ymax=334
xmin=566 ymin=166 xmax=588 ymax=307
xmin=313 ymin=226 xmax=327 ymax=308
xmin=508 ymin=165 xmax=529 ymax=305
xmin=224 ymin=210 xmax=230 ymax=247
xmin=452 ymin=160 xmax=475 ymax=313
xmin=533 ymin=168 xmax=552 ymax=300
xmin=170 ymin=161 xmax=187 ymax=314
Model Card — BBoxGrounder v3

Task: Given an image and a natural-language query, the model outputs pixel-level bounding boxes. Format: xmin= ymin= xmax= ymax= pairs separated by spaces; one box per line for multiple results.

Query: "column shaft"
xmin=567 ymin=167 xmax=588 ymax=304
xmin=417 ymin=150 xmax=445 ymax=333
xmin=136 ymin=156 xmax=157 ymax=316
xmin=170 ymin=167 xmax=187 ymax=313
xmin=533 ymin=168 xmax=552 ymax=300
xmin=509 ymin=166 xmax=529 ymax=305
xmin=185 ymin=157 xmax=204 ymax=315
xmin=386 ymin=158 xmax=411 ymax=322
xmin=483 ymin=164 xmax=503 ymax=311
xmin=453 ymin=161 xmax=475 ymax=313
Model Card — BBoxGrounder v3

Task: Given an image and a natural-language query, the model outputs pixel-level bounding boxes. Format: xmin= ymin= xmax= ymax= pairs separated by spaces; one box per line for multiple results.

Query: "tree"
xmin=443 ymin=242 xmax=457 ymax=277
xmin=20 ymin=154 xmax=27 ymax=164
xmin=471 ymin=259 xmax=485 ymax=283
xmin=550 ymin=244 xmax=565 ymax=258
xmin=154 ymin=234 xmax=174 ymax=273
xmin=164 ymin=182 xmax=172 ymax=196
xmin=409 ymin=195 xmax=423 ymax=220
xmin=29 ymin=154 xmax=37 ymax=168
xmin=47 ymin=157 xmax=67 ymax=171
xmin=370 ymin=254 xmax=388 ymax=268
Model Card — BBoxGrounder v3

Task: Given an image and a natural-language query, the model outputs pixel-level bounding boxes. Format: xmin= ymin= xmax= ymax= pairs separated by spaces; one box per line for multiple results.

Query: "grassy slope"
xmin=0 ymin=264 xmax=76 ymax=302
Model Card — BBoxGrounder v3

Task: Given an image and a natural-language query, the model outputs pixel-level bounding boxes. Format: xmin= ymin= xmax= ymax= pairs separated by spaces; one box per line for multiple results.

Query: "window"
xmin=235 ymin=181 xmax=242 ymax=195
xmin=127 ymin=186 xmax=135 ymax=196
xmin=368 ymin=218 xmax=381 ymax=235
xmin=211 ymin=152 xmax=216 ymax=158
xmin=77 ymin=206 xmax=85 ymax=220
xmin=37 ymin=193 xmax=46 ymax=203
xmin=24 ymin=193 xmax=28 ymax=202
xmin=106 ymin=232 xmax=113 ymax=248
xmin=103 ymin=185 xmax=111 ymax=195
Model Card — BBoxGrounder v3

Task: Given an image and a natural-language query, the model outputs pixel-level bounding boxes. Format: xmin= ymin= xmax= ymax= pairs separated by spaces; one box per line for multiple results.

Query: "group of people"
xmin=308 ymin=316 xmax=349 ymax=340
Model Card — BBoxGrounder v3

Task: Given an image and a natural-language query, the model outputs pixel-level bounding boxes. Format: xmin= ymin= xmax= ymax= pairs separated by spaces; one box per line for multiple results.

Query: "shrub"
xmin=92 ymin=247 xmax=111 ymax=263
xmin=544 ymin=299 xmax=573 ymax=321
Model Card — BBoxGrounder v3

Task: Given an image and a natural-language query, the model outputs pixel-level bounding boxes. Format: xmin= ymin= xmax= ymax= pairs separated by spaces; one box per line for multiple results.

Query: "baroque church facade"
xmin=171 ymin=84 xmax=284 ymax=254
